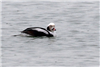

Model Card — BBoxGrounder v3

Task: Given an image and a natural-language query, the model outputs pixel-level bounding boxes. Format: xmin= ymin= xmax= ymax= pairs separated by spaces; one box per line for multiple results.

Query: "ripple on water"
xmin=2 ymin=1 xmax=99 ymax=67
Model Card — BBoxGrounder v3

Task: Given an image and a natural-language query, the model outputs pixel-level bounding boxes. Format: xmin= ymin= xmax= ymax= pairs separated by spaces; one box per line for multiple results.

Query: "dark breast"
xmin=21 ymin=27 xmax=53 ymax=37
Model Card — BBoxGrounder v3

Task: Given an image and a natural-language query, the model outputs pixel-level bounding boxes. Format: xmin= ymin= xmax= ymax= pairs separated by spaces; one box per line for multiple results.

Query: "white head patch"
xmin=47 ymin=22 xmax=55 ymax=26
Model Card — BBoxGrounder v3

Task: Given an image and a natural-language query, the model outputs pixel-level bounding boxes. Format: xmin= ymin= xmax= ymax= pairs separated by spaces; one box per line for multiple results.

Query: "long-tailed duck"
xmin=21 ymin=23 xmax=56 ymax=37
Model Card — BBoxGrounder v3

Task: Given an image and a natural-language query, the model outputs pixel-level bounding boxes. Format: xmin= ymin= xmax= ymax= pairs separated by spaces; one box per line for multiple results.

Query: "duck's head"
xmin=47 ymin=23 xmax=56 ymax=32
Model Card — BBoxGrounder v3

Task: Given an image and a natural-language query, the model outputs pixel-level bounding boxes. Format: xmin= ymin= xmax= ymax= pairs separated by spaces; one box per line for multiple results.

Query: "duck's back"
xmin=21 ymin=27 xmax=53 ymax=37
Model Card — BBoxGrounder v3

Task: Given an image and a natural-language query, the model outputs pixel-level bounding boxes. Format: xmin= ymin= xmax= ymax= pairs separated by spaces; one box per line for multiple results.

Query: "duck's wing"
xmin=22 ymin=27 xmax=50 ymax=36
xmin=33 ymin=27 xmax=48 ymax=34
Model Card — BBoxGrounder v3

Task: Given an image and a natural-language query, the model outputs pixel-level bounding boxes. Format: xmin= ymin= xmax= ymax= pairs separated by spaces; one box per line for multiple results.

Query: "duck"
xmin=21 ymin=23 xmax=56 ymax=37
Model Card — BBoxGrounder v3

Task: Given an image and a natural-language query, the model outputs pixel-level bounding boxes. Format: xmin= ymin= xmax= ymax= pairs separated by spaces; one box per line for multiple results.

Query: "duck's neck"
xmin=49 ymin=31 xmax=56 ymax=36
xmin=47 ymin=27 xmax=50 ymax=31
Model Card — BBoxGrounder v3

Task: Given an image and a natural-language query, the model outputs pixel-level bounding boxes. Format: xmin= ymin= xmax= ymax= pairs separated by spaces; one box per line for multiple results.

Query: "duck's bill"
xmin=52 ymin=28 xmax=56 ymax=31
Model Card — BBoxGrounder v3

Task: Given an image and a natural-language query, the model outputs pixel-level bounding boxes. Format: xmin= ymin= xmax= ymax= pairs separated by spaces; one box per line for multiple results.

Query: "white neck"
xmin=49 ymin=31 xmax=56 ymax=36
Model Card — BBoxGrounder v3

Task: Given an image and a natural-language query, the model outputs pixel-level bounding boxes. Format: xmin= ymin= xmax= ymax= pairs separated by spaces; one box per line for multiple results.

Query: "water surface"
xmin=2 ymin=1 xmax=99 ymax=67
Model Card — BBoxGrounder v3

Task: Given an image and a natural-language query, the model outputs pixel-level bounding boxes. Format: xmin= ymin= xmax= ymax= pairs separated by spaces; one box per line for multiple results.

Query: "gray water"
xmin=2 ymin=1 xmax=99 ymax=67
